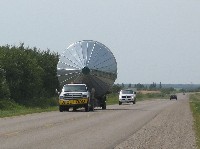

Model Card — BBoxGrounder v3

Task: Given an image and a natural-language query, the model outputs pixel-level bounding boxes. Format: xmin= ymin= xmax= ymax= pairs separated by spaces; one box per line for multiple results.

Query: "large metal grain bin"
xmin=57 ymin=40 xmax=117 ymax=98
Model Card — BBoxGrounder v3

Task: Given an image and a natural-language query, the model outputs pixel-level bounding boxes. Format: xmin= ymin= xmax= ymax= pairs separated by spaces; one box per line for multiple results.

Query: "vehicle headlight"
xmin=59 ymin=96 xmax=63 ymax=99
xmin=82 ymin=95 xmax=87 ymax=98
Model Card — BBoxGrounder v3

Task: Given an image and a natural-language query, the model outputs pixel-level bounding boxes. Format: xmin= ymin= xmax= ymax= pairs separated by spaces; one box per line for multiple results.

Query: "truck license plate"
xmin=64 ymin=99 xmax=88 ymax=105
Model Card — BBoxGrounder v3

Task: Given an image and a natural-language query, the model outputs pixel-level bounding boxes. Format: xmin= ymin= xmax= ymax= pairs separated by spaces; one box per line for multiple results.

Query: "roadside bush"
xmin=0 ymin=99 xmax=21 ymax=110
xmin=107 ymin=93 xmax=118 ymax=105
xmin=23 ymin=97 xmax=58 ymax=108
xmin=111 ymin=84 xmax=122 ymax=93
xmin=0 ymin=44 xmax=59 ymax=106
xmin=136 ymin=92 xmax=167 ymax=100
xmin=0 ymin=68 xmax=10 ymax=99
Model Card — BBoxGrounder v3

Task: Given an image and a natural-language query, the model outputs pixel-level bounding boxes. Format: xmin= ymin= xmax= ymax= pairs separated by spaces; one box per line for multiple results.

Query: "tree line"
xmin=0 ymin=43 xmax=59 ymax=107
xmin=111 ymin=82 xmax=175 ymax=94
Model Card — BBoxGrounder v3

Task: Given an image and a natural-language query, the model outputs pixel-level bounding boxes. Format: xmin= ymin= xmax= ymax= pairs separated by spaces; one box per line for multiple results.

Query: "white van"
xmin=119 ymin=89 xmax=136 ymax=105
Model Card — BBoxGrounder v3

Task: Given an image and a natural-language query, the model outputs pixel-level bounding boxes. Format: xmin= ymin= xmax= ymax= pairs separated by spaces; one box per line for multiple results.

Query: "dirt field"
xmin=138 ymin=90 xmax=161 ymax=94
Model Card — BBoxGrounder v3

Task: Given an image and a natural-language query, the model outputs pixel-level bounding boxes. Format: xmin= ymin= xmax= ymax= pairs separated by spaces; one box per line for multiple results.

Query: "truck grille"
xmin=64 ymin=93 xmax=82 ymax=99
xmin=122 ymin=96 xmax=131 ymax=98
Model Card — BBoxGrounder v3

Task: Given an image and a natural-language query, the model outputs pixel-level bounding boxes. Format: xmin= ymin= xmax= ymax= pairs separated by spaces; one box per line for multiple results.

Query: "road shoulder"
xmin=115 ymin=95 xmax=197 ymax=149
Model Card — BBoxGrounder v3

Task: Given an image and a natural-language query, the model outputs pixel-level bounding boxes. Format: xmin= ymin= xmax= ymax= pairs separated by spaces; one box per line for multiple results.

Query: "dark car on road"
xmin=170 ymin=94 xmax=177 ymax=100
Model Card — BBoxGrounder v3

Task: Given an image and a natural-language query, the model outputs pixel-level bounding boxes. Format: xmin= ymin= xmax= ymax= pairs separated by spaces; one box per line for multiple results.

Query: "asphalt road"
xmin=0 ymin=94 xmax=195 ymax=149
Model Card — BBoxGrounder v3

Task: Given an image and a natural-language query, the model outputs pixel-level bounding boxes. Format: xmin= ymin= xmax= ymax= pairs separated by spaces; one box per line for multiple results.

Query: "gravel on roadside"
xmin=114 ymin=95 xmax=197 ymax=149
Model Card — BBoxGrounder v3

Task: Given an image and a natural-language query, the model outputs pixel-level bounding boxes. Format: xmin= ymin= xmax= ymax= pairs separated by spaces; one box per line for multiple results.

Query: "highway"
xmin=0 ymin=94 xmax=195 ymax=149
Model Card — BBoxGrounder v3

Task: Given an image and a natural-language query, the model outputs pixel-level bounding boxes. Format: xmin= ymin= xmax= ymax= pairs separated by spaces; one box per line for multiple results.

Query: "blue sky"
xmin=0 ymin=0 xmax=200 ymax=84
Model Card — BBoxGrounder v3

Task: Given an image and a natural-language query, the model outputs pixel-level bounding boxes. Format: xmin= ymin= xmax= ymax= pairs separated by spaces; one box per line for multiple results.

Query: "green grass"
xmin=107 ymin=93 xmax=119 ymax=105
xmin=0 ymin=99 xmax=58 ymax=118
xmin=0 ymin=106 xmax=58 ymax=118
xmin=136 ymin=92 xmax=169 ymax=100
xmin=189 ymin=93 xmax=200 ymax=149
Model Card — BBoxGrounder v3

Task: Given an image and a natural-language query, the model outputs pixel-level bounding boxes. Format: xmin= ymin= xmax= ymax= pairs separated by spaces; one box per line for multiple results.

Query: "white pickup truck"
xmin=58 ymin=84 xmax=93 ymax=112
xmin=119 ymin=89 xmax=136 ymax=105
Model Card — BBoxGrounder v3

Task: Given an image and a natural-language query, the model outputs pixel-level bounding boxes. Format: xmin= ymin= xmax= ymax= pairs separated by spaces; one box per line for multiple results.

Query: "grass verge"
xmin=0 ymin=99 xmax=58 ymax=118
xmin=107 ymin=93 xmax=118 ymax=105
xmin=0 ymin=107 xmax=58 ymax=118
xmin=136 ymin=92 xmax=169 ymax=101
xmin=189 ymin=93 xmax=200 ymax=149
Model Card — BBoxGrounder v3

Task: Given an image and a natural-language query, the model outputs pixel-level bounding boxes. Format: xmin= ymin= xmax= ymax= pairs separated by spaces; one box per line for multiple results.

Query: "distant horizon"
xmin=115 ymin=83 xmax=200 ymax=85
xmin=115 ymin=83 xmax=200 ymax=90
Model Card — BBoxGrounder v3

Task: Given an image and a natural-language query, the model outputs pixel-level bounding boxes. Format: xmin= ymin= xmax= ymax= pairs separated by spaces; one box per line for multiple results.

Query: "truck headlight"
xmin=82 ymin=95 xmax=87 ymax=98
xmin=59 ymin=96 xmax=63 ymax=99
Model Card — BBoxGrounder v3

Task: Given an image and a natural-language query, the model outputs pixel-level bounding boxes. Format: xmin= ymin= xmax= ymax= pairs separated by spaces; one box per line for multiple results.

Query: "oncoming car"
xmin=119 ymin=89 xmax=136 ymax=105
xmin=170 ymin=94 xmax=177 ymax=100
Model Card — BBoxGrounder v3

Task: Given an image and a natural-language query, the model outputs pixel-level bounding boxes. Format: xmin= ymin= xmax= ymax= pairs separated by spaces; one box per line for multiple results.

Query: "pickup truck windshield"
xmin=121 ymin=90 xmax=133 ymax=94
xmin=64 ymin=85 xmax=87 ymax=92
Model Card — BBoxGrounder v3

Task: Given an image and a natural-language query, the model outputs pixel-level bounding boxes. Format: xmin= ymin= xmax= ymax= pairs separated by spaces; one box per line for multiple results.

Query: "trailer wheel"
xmin=85 ymin=104 xmax=89 ymax=112
xmin=90 ymin=99 xmax=95 ymax=111
xmin=102 ymin=96 xmax=107 ymax=110
xmin=59 ymin=105 xmax=64 ymax=112
xmin=102 ymin=102 xmax=106 ymax=110
xmin=66 ymin=107 xmax=70 ymax=111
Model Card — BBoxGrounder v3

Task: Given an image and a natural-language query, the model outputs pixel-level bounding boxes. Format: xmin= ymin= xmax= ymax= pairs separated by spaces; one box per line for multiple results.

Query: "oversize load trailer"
xmin=57 ymin=40 xmax=117 ymax=111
